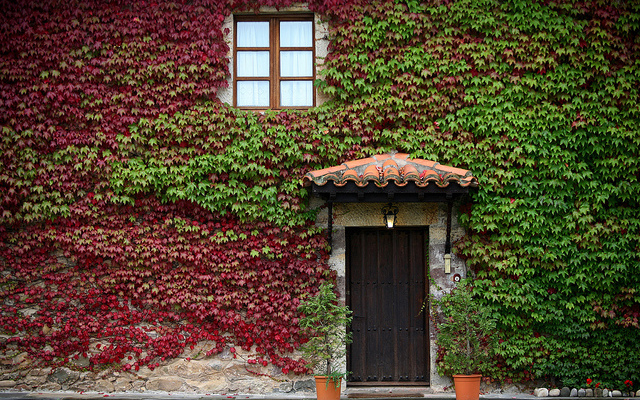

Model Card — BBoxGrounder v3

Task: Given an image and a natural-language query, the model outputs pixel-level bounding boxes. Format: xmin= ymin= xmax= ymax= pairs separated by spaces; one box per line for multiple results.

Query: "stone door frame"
xmin=310 ymin=199 xmax=467 ymax=390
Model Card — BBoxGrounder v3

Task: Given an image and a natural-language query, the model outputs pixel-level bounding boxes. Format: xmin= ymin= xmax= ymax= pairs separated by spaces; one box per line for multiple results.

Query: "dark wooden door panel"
xmin=347 ymin=228 xmax=428 ymax=385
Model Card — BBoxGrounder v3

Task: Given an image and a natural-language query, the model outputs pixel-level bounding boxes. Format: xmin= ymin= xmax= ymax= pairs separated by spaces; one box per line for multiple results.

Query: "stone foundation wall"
xmin=0 ymin=346 xmax=316 ymax=395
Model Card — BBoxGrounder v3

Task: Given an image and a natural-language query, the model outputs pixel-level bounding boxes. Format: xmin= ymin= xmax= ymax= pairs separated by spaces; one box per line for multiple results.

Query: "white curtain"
xmin=237 ymin=51 xmax=269 ymax=77
xmin=279 ymin=21 xmax=313 ymax=106
xmin=280 ymin=21 xmax=312 ymax=47
xmin=280 ymin=81 xmax=313 ymax=107
xmin=236 ymin=21 xmax=270 ymax=107
xmin=237 ymin=81 xmax=269 ymax=107
xmin=237 ymin=21 xmax=269 ymax=47
xmin=280 ymin=51 xmax=312 ymax=77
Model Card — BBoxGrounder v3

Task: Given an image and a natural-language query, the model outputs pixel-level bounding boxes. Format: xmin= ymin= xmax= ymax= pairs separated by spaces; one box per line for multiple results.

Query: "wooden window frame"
xmin=233 ymin=14 xmax=315 ymax=110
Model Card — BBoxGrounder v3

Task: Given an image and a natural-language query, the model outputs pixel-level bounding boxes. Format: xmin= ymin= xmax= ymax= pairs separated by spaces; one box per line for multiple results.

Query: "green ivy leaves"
xmin=321 ymin=0 xmax=639 ymax=386
xmin=108 ymin=105 xmax=330 ymax=226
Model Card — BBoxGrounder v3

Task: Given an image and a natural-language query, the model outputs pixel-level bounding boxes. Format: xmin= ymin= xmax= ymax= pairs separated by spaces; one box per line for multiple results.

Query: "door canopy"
xmin=303 ymin=152 xmax=478 ymax=203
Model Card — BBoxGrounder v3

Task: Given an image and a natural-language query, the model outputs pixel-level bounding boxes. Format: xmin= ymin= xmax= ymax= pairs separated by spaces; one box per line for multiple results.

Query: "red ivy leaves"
xmin=0 ymin=196 xmax=330 ymax=373
xmin=1 ymin=0 xmax=231 ymax=224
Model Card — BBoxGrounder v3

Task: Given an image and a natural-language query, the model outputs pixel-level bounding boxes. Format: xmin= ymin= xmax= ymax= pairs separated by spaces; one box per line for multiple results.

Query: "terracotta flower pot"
xmin=453 ymin=374 xmax=482 ymax=400
xmin=314 ymin=375 xmax=342 ymax=400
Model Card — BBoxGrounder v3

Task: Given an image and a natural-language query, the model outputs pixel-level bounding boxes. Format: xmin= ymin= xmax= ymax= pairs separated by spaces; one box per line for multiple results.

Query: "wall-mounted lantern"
xmin=382 ymin=203 xmax=399 ymax=229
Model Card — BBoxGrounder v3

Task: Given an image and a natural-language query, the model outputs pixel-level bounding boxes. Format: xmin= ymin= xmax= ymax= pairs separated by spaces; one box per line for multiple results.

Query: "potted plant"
xmin=434 ymin=279 xmax=496 ymax=400
xmin=298 ymin=281 xmax=353 ymax=400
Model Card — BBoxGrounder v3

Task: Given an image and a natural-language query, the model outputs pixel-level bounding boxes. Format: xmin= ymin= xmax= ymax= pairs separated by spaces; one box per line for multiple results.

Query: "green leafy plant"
xmin=435 ymin=279 xmax=497 ymax=377
xmin=297 ymin=281 xmax=353 ymax=384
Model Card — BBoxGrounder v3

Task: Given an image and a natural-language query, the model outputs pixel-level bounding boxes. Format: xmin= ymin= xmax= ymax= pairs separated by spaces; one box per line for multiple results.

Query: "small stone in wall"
xmin=114 ymin=377 xmax=132 ymax=391
xmin=611 ymin=390 xmax=622 ymax=397
xmin=277 ymin=381 xmax=294 ymax=392
xmin=549 ymin=388 xmax=561 ymax=397
xmin=23 ymin=375 xmax=47 ymax=386
xmin=578 ymin=389 xmax=586 ymax=397
xmin=0 ymin=371 xmax=20 ymax=381
xmin=184 ymin=375 xmax=226 ymax=394
xmin=71 ymin=355 xmax=90 ymax=368
xmin=208 ymin=360 xmax=224 ymax=372
xmin=95 ymin=379 xmax=115 ymax=393
xmin=293 ymin=379 xmax=315 ymax=392
xmin=0 ymin=380 xmax=16 ymax=388
xmin=162 ymin=358 xmax=213 ymax=380
xmin=561 ymin=387 xmax=571 ymax=397
xmin=48 ymin=367 xmax=80 ymax=386
xmin=28 ymin=367 xmax=50 ymax=377
xmin=636 ymin=390 xmax=640 ymax=397
xmin=12 ymin=352 xmax=30 ymax=367
xmin=603 ymin=389 xmax=609 ymax=397
xmin=39 ymin=382 xmax=62 ymax=391
xmin=571 ymin=388 xmax=578 ymax=397
xmin=146 ymin=376 xmax=184 ymax=392
xmin=596 ymin=388 xmax=603 ymax=397
xmin=585 ymin=389 xmax=593 ymax=397
xmin=70 ymin=380 xmax=96 ymax=393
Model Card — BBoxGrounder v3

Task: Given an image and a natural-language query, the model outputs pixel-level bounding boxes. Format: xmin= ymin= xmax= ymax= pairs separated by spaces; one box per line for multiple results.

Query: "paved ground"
xmin=0 ymin=392 xmax=546 ymax=400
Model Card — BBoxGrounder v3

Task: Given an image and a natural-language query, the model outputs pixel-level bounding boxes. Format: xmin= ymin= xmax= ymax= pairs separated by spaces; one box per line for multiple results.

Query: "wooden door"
xmin=346 ymin=228 xmax=428 ymax=385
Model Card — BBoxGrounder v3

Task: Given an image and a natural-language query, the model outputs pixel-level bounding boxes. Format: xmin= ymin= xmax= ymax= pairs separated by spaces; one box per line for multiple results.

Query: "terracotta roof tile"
xmin=308 ymin=164 xmax=345 ymax=177
xmin=382 ymin=159 xmax=397 ymax=168
xmin=362 ymin=165 xmax=381 ymax=182
xmin=342 ymin=170 xmax=360 ymax=180
xmin=343 ymin=157 xmax=376 ymax=169
xmin=410 ymin=158 xmax=437 ymax=169
xmin=402 ymin=164 xmax=419 ymax=180
xmin=432 ymin=163 xmax=469 ymax=175
xmin=303 ymin=152 xmax=478 ymax=189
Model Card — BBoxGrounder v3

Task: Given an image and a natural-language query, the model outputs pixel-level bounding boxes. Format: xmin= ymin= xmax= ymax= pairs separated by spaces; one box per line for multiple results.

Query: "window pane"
xmin=280 ymin=81 xmax=313 ymax=107
xmin=237 ymin=51 xmax=270 ymax=77
xmin=280 ymin=51 xmax=313 ymax=77
xmin=237 ymin=21 xmax=269 ymax=47
xmin=237 ymin=81 xmax=270 ymax=107
xmin=280 ymin=21 xmax=312 ymax=47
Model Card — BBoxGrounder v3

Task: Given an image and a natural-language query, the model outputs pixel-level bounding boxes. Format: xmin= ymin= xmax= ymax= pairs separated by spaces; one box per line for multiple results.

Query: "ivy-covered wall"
xmin=1 ymin=0 xmax=639 ymax=392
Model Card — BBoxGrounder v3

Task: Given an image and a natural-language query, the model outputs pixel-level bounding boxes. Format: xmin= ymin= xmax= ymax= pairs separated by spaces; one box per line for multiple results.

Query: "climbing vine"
xmin=1 ymin=0 xmax=639 ymax=390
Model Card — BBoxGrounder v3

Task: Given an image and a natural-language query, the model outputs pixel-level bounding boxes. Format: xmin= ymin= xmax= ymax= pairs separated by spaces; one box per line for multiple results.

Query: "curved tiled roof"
xmin=303 ymin=153 xmax=478 ymax=189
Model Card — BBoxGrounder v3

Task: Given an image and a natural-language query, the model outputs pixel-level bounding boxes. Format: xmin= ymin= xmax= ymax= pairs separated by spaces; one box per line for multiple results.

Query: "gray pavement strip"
xmin=0 ymin=394 xmax=545 ymax=400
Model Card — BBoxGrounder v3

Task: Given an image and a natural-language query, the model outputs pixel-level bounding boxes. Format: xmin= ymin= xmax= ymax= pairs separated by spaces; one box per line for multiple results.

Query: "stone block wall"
xmin=0 ymin=345 xmax=317 ymax=394
xmin=0 ymin=250 xmax=319 ymax=394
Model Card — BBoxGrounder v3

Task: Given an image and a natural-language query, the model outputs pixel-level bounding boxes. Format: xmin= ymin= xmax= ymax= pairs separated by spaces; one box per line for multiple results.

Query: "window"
xmin=234 ymin=15 xmax=315 ymax=109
